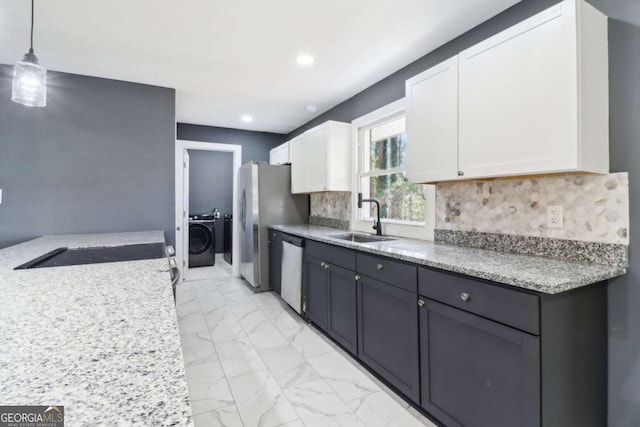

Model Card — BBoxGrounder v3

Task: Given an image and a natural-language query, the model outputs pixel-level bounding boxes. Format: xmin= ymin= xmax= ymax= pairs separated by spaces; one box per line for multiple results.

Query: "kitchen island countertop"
xmin=270 ymin=224 xmax=626 ymax=294
xmin=0 ymin=231 xmax=192 ymax=426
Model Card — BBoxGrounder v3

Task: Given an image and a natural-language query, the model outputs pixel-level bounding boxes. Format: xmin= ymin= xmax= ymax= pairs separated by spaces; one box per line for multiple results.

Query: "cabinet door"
xmin=269 ymin=242 xmax=283 ymax=295
xmin=358 ymin=275 xmax=420 ymax=403
xmin=305 ymin=254 xmax=328 ymax=330
xmin=301 ymin=125 xmax=329 ymax=192
xmin=405 ymin=56 xmax=459 ymax=183
xmin=290 ymin=136 xmax=305 ymax=193
xmin=458 ymin=3 xmax=576 ymax=179
xmin=420 ymin=299 xmax=540 ymax=427
xmin=327 ymin=264 xmax=357 ymax=355
xmin=269 ymin=143 xmax=289 ymax=165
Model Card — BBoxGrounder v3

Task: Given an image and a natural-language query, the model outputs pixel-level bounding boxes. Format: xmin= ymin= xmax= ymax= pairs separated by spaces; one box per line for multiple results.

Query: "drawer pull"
xmin=355 ymin=275 xmax=360 ymax=281
xmin=460 ymin=292 xmax=471 ymax=302
xmin=324 ymin=263 xmax=330 ymax=270
xmin=320 ymin=262 xmax=326 ymax=268
xmin=376 ymin=263 xmax=384 ymax=270
xmin=417 ymin=299 xmax=425 ymax=307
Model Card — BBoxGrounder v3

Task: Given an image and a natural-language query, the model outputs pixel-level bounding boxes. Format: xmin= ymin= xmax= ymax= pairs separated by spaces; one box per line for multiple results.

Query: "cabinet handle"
xmin=324 ymin=263 xmax=330 ymax=270
xmin=460 ymin=292 xmax=471 ymax=302
xmin=458 ymin=171 xmax=464 ymax=177
xmin=418 ymin=299 xmax=425 ymax=307
xmin=355 ymin=275 xmax=360 ymax=281
xmin=376 ymin=263 xmax=384 ymax=270
xmin=320 ymin=262 xmax=326 ymax=268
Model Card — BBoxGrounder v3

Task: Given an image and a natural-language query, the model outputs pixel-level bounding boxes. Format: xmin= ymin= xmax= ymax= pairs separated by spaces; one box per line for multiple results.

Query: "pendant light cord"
xmin=30 ymin=0 xmax=34 ymax=53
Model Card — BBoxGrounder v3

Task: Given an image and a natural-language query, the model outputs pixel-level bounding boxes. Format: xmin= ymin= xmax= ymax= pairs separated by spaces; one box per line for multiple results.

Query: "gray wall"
xmin=288 ymin=1 xmax=640 ymax=424
xmin=177 ymin=123 xmax=285 ymax=163
xmin=188 ymin=150 xmax=233 ymax=253
xmin=605 ymin=2 xmax=640 ymax=424
xmin=0 ymin=66 xmax=176 ymax=249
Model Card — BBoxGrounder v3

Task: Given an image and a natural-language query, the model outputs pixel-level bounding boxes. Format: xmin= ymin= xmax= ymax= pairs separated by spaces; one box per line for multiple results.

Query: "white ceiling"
xmin=0 ymin=0 xmax=519 ymax=134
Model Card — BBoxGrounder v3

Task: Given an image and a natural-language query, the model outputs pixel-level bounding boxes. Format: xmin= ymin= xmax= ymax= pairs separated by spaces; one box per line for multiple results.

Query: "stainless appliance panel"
xmin=282 ymin=239 xmax=304 ymax=314
xmin=239 ymin=162 xmax=258 ymax=287
xmin=238 ymin=162 xmax=309 ymax=292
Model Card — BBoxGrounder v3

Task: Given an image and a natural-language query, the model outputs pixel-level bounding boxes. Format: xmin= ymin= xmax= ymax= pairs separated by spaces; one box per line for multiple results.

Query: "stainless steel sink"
xmin=329 ymin=233 xmax=396 ymax=243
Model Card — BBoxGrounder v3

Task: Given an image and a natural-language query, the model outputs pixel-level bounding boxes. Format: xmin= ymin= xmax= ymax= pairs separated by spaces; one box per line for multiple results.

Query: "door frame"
xmin=175 ymin=139 xmax=242 ymax=279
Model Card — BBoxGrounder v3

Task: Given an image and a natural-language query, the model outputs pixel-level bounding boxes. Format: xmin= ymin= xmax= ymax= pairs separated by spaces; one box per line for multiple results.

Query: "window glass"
xmin=360 ymin=173 xmax=426 ymax=222
xmin=358 ymin=113 xmax=426 ymax=224
xmin=363 ymin=117 xmax=406 ymax=172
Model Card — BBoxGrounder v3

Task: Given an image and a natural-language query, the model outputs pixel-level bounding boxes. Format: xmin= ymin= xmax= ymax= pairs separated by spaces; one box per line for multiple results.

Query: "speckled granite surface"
xmin=435 ymin=229 xmax=628 ymax=267
xmin=309 ymin=216 xmax=350 ymax=230
xmin=0 ymin=231 xmax=193 ymax=426
xmin=270 ymin=225 xmax=626 ymax=294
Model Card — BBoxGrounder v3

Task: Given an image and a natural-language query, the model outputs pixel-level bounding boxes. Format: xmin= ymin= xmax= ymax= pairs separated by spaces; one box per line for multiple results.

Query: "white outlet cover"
xmin=546 ymin=205 xmax=563 ymax=228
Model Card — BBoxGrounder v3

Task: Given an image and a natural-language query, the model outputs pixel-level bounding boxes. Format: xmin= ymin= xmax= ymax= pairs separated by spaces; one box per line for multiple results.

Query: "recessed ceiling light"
xmin=296 ymin=54 xmax=315 ymax=66
xmin=306 ymin=104 xmax=317 ymax=113
xmin=241 ymin=115 xmax=253 ymax=123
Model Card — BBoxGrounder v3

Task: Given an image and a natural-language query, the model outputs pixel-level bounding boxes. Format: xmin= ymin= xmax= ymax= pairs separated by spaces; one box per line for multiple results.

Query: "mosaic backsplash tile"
xmin=310 ymin=192 xmax=351 ymax=221
xmin=436 ymin=172 xmax=629 ymax=245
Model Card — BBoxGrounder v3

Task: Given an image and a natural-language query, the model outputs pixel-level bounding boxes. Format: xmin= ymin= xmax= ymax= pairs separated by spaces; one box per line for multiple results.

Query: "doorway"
xmin=175 ymin=140 xmax=242 ymax=280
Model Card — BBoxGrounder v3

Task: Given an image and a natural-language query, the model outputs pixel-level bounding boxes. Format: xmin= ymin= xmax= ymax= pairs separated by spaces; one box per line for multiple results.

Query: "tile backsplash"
xmin=310 ymin=192 xmax=351 ymax=220
xmin=436 ymin=172 xmax=629 ymax=245
xmin=309 ymin=192 xmax=352 ymax=230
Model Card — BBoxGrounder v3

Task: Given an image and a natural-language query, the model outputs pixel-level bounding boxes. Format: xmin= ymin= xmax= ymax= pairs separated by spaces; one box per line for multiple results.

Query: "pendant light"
xmin=12 ymin=0 xmax=47 ymax=107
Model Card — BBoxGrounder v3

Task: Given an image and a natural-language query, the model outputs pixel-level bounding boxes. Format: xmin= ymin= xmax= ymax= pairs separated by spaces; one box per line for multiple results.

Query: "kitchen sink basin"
xmin=329 ymin=233 xmax=396 ymax=243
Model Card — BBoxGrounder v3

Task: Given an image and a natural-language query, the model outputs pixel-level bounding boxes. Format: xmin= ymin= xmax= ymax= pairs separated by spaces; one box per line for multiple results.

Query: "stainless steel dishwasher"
xmin=281 ymin=236 xmax=304 ymax=314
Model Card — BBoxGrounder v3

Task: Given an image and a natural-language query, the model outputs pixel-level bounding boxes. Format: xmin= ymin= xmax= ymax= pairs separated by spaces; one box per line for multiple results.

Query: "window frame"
xmin=351 ymin=98 xmax=435 ymax=241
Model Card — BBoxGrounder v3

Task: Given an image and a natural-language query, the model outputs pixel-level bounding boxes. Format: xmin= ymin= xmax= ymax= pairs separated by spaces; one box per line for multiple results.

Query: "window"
xmin=352 ymin=99 xmax=435 ymax=240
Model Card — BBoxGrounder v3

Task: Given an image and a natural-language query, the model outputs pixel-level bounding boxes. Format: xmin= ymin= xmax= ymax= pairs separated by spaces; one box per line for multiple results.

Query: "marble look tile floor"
xmin=177 ymin=255 xmax=435 ymax=427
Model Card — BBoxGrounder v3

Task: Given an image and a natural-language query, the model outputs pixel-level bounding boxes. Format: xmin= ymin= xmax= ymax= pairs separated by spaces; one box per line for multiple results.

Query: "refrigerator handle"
xmin=241 ymin=190 xmax=246 ymax=230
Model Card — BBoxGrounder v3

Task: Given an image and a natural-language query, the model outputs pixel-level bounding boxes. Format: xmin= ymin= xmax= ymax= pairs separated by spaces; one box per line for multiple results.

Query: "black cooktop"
xmin=14 ymin=243 xmax=166 ymax=270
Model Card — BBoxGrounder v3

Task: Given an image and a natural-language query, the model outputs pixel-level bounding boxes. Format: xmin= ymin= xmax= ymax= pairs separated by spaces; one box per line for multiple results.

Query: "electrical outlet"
xmin=546 ymin=205 xmax=563 ymax=228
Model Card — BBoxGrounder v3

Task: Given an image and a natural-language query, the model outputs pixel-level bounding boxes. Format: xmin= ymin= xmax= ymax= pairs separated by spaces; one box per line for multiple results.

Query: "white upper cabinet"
xmin=290 ymin=121 xmax=351 ymax=194
xmin=406 ymin=0 xmax=609 ymax=183
xmin=269 ymin=142 xmax=290 ymax=165
xmin=406 ymin=56 xmax=460 ymax=183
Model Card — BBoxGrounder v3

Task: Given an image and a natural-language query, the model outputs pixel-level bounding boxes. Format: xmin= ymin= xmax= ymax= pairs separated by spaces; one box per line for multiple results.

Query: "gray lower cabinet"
xmin=305 ymin=254 xmax=329 ymax=330
xmin=305 ymin=240 xmax=358 ymax=355
xmin=268 ymin=241 xmax=283 ymax=295
xmin=419 ymin=267 xmax=607 ymax=427
xmin=419 ymin=298 xmax=540 ymax=427
xmin=327 ymin=264 xmax=358 ymax=355
xmin=357 ymin=274 xmax=420 ymax=403
xmin=295 ymin=235 xmax=607 ymax=427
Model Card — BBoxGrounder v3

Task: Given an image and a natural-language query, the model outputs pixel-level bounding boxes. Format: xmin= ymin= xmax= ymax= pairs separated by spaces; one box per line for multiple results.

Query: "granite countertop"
xmin=269 ymin=225 xmax=626 ymax=294
xmin=0 ymin=231 xmax=192 ymax=426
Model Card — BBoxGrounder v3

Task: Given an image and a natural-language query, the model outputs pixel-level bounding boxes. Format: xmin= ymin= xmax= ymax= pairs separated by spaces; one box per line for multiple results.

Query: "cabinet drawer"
xmin=357 ymin=253 xmax=417 ymax=293
xmin=418 ymin=267 xmax=539 ymax=335
xmin=306 ymin=240 xmax=356 ymax=271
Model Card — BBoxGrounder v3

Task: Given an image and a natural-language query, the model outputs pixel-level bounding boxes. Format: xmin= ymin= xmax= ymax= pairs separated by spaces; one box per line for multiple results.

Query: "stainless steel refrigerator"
xmin=238 ymin=162 xmax=309 ymax=292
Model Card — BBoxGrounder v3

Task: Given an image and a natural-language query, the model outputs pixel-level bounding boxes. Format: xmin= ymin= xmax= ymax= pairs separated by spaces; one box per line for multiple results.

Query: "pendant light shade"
xmin=12 ymin=0 xmax=47 ymax=107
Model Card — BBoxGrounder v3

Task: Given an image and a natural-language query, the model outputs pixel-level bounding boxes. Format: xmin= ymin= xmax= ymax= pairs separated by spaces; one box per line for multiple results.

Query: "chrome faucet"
xmin=357 ymin=193 xmax=382 ymax=236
